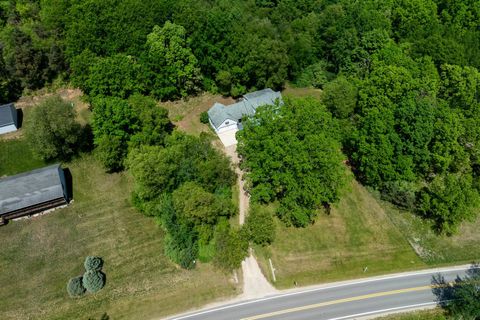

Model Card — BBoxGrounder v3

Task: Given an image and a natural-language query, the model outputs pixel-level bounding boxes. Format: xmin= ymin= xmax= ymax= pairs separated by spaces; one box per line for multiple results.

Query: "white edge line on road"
xmin=168 ymin=265 xmax=477 ymax=320
xmin=327 ymin=301 xmax=437 ymax=320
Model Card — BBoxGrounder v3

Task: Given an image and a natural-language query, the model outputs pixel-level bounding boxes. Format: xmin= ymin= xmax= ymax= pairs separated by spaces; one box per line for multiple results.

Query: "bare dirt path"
xmin=224 ymin=145 xmax=277 ymax=299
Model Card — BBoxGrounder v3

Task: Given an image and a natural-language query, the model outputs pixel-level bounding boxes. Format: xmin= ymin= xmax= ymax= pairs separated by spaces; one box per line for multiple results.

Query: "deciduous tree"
xmin=25 ymin=95 xmax=82 ymax=161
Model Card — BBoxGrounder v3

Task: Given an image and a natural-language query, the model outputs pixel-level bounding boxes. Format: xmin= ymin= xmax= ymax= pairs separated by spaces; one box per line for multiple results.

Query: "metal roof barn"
xmin=0 ymin=164 xmax=68 ymax=223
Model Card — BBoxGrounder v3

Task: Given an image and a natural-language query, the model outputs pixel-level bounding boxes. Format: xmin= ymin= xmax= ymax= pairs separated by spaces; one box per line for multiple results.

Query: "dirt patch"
xmin=161 ymin=93 xmax=235 ymax=136
xmin=1 ymin=88 xmax=90 ymax=142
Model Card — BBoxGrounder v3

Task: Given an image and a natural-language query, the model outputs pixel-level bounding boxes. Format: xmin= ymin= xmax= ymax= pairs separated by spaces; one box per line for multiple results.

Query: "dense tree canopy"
xmin=127 ymin=133 xmax=235 ymax=202
xmin=1 ymin=0 xmax=479 ymax=237
xmin=0 ymin=0 xmax=478 ymax=101
xmin=144 ymin=22 xmax=201 ymax=100
xmin=128 ymin=133 xmax=236 ymax=268
xmin=91 ymin=94 xmax=171 ymax=171
xmin=237 ymin=98 xmax=348 ymax=227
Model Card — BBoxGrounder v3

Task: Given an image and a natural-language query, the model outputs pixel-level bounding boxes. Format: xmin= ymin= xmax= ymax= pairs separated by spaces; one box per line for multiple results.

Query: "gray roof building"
xmin=0 ymin=164 xmax=68 ymax=222
xmin=208 ymin=88 xmax=282 ymax=130
xmin=0 ymin=103 xmax=18 ymax=134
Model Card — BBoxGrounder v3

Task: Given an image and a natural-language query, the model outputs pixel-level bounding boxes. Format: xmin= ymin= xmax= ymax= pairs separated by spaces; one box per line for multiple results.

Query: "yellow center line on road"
xmin=241 ymin=285 xmax=437 ymax=320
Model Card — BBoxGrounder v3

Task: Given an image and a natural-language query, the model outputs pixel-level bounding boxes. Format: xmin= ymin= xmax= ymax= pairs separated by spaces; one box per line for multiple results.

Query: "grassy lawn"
xmin=0 ymin=154 xmax=238 ymax=320
xmin=282 ymin=84 xmax=322 ymax=100
xmin=374 ymin=309 xmax=446 ymax=320
xmin=381 ymin=199 xmax=480 ymax=265
xmin=0 ymin=138 xmax=49 ymax=176
xmin=254 ymin=179 xmax=426 ymax=288
xmin=160 ymin=92 xmax=234 ymax=136
xmin=0 ymin=91 xmax=239 ymax=320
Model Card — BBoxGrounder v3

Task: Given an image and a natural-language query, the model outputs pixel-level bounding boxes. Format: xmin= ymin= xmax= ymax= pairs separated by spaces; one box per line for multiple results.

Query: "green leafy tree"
xmin=0 ymin=48 xmax=21 ymax=104
xmin=127 ymin=133 xmax=235 ymax=202
xmin=25 ymin=95 xmax=82 ymax=161
xmin=86 ymin=54 xmax=146 ymax=99
xmin=163 ymin=225 xmax=199 ymax=269
xmin=158 ymin=193 xmax=199 ymax=269
xmin=145 ymin=21 xmax=201 ymax=100
xmin=128 ymin=94 xmax=171 ymax=148
xmin=227 ymin=21 xmax=289 ymax=92
xmin=172 ymin=182 xmax=234 ymax=226
xmin=3 ymin=28 xmax=49 ymax=90
xmin=70 ymin=49 xmax=98 ymax=91
xmin=322 ymin=76 xmax=358 ymax=119
xmin=245 ymin=205 xmax=276 ymax=246
xmin=213 ymin=220 xmax=248 ymax=272
xmin=295 ymin=61 xmax=334 ymax=89
xmin=67 ymin=276 xmax=86 ymax=297
xmin=237 ymin=98 xmax=347 ymax=226
xmin=91 ymin=97 xmax=138 ymax=171
xmin=418 ymin=173 xmax=480 ymax=234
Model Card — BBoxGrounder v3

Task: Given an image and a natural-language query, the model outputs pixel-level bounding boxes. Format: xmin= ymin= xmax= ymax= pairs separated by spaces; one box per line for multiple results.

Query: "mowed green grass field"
xmin=0 ymin=138 xmax=50 ymax=176
xmin=0 ymin=154 xmax=238 ymax=320
xmin=255 ymin=177 xmax=480 ymax=289
xmin=383 ymin=200 xmax=480 ymax=266
xmin=254 ymin=180 xmax=426 ymax=288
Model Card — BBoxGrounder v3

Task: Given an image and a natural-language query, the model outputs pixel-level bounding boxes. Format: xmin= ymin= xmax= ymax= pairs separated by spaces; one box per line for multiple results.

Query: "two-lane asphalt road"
xmin=168 ymin=265 xmax=476 ymax=320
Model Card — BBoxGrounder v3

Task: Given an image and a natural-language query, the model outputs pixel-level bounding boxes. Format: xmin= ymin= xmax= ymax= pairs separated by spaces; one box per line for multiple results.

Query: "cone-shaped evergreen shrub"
xmin=67 ymin=276 xmax=86 ymax=297
xmin=84 ymin=256 xmax=104 ymax=271
xmin=82 ymin=270 xmax=106 ymax=293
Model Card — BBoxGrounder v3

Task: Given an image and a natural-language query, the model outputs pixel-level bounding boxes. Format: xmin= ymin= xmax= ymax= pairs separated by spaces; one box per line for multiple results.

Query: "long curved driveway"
xmin=167 ymin=265 xmax=476 ymax=320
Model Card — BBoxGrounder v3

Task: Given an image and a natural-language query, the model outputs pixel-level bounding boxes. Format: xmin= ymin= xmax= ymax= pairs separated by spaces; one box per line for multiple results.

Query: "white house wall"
xmin=0 ymin=124 xmax=17 ymax=135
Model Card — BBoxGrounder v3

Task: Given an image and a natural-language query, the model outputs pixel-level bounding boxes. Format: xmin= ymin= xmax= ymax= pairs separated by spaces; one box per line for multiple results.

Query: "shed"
xmin=0 ymin=103 xmax=18 ymax=135
xmin=0 ymin=164 xmax=69 ymax=223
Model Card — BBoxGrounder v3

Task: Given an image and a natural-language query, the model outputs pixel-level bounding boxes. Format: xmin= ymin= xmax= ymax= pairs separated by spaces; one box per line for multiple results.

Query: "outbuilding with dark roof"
xmin=0 ymin=164 xmax=69 ymax=225
xmin=0 ymin=103 xmax=18 ymax=135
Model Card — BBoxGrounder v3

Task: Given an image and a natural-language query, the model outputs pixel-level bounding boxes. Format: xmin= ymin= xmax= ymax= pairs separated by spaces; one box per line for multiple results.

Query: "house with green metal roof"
xmin=207 ymin=88 xmax=282 ymax=146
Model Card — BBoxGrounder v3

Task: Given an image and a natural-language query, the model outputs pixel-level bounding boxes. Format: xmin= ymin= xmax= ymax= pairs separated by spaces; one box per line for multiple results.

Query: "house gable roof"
xmin=0 ymin=164 xmax=66 ymax=215
xmin=0 ymin=103 xmax=16 ymax=128
xmin=208 ymin=89 xmax=282 ymax=129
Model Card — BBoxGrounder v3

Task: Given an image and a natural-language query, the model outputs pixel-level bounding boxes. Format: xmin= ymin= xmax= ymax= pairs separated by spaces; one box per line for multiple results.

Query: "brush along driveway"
xmin=224 ymin=145 xmax=277 ymax=299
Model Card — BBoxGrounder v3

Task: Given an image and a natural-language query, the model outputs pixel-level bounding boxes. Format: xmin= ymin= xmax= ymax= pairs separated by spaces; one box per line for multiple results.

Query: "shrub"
xmin=82 ymin=270 xmax=106 ymax=293
xmin=84 ymin=256 xmax=104 ymax=271
xmin=213 ymin=220 xmax=248 ymax=271
xmin=200 ymin=111 xmax=209 ymax=124
xmin=164 ymin=229 xmax=198 ymax=269
xmin=67 ymin=276 xmax=86 ymax=297
xmin=245 ymin=205 xmax=276 ymax=246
